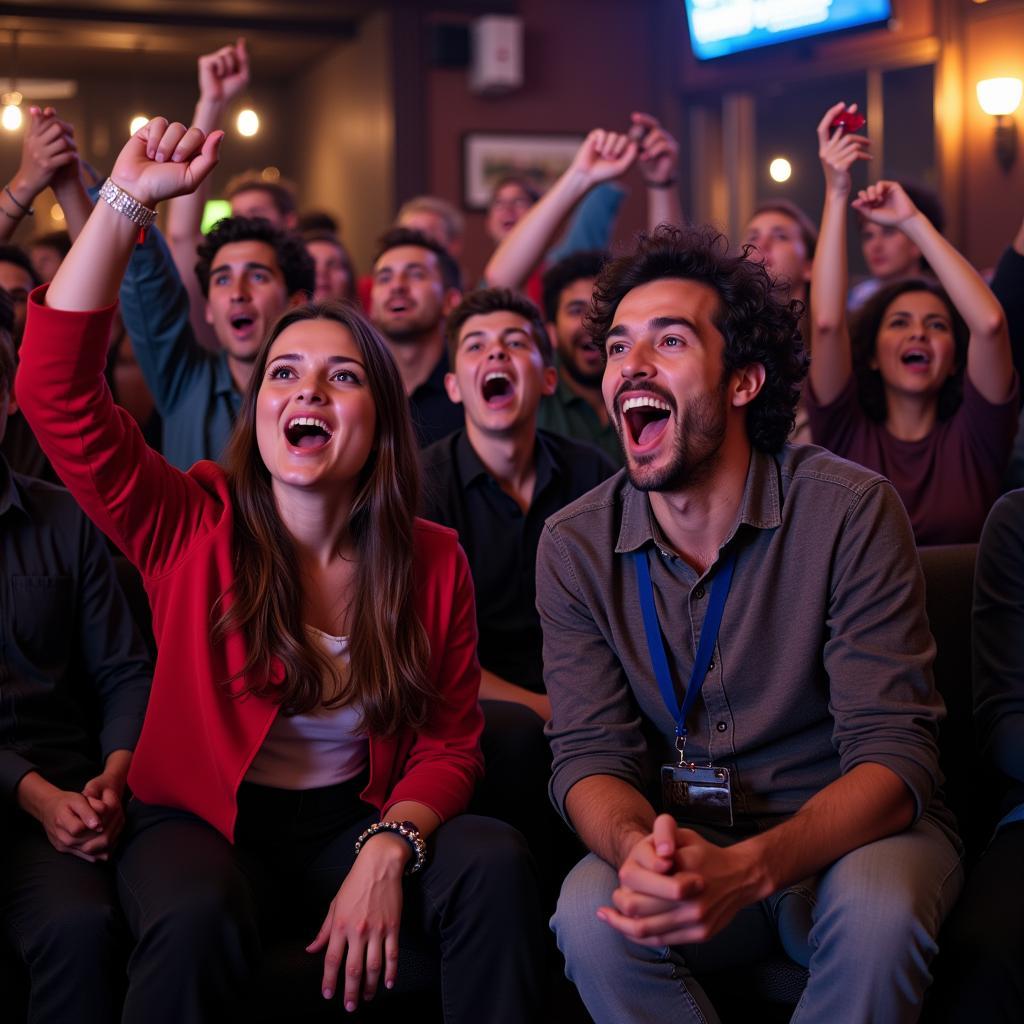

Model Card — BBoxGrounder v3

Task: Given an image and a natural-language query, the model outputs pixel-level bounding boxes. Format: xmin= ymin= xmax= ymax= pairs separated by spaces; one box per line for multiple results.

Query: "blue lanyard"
xmin=632 ymin=547 xmax=737 ymax=751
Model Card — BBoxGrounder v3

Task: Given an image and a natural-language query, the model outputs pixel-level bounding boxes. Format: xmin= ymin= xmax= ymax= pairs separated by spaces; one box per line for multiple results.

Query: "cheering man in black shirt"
xmin=0 ymin=312 xmax=152 ymax=1023
xmin=421 ymin=287 xmax=614 ymax=896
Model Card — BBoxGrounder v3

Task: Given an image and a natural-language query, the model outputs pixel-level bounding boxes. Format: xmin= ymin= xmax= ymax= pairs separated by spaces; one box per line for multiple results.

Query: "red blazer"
xmin=17 ymin=290 xmax=484 ymax=841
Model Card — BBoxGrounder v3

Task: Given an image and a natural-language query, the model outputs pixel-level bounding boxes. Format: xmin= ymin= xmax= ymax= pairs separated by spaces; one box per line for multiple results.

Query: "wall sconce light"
xmin=977 ymin=77 xmax=1022 ymax=172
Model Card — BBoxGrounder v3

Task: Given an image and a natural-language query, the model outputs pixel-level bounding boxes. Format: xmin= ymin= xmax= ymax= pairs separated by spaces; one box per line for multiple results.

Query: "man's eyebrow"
xmin=210 ymin=261 xmax=277 ymax=277
xmin=607 ymin=316 xmax=699 ymax=339
xmin=460 ymin=326 xmax=530 ymax=345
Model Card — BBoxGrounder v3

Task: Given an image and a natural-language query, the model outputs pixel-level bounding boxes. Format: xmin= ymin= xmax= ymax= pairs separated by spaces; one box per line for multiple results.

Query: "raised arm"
xmin=853 ymin=180 xmax=1014 ymax=404
xmin=809 ymin=102 xmax=871 ymax=405
xmin=166 ymin=39 xmax=249 ymax=350
xmin=17 ymin=119 xmax=223 ymax=575
xmin=631 ymin=112 xmax=683 ymax=232
xmin=47 ymin=119 xmax=222 ymax=311
xmin=484 ymin=129 xmax=637 ymax=290
xmin=1 ymin=107 xmax=86 ymax=243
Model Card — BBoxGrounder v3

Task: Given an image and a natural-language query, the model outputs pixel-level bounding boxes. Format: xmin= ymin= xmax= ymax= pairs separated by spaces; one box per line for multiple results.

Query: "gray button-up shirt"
xmin=538 ymin=443 xmax=953 ymax=835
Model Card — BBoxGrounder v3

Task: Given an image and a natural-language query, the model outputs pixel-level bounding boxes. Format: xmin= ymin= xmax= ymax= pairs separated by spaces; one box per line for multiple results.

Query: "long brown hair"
xmin=213 ymin=301 xmax=434 ymax=735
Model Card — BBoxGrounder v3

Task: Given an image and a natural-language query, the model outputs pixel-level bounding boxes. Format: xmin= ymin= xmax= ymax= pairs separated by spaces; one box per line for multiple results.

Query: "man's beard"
xmin=560 ymin=333 xmax=604 ymax=389
xmin=618 ymin=376 xmax=729 ymax=494
xmin=374 ymin=307 xmax=440 ymax=344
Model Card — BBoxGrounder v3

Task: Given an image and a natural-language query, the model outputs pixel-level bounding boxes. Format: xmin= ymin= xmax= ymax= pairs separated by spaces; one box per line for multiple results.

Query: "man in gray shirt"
xmin=539 ymin=226 xmax=962 ymax=1024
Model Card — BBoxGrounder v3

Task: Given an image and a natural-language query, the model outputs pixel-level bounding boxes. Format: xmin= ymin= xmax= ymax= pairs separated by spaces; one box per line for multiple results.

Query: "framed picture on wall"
xmin=462 ymin=131 xmax=585 ymax=210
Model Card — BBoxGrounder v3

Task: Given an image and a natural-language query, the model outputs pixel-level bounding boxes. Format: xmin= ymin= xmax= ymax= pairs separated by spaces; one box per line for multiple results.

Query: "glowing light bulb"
xmin=2 ymin=103 xmax=23 ymax=132
xmin=977 ymin=78 xmax=1023 ymax=117
xmin=236 ymin=108 xmax=260 ymax=137
xmin=130 ymin=115 xmax=150 ymax=136
xmin=50 ymin=203 xmax=65 ymax=223
xmin=769 ymin=157 xmax=792 ymax=183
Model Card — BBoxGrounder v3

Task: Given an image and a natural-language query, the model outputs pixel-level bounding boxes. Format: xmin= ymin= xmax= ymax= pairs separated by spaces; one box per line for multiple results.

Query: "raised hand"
xmin=198 ymin=38 xmax=250 ymax=106
xmin=569 ymin=128 xmax=639 ymax=187
xmin=632 ymin=112 xmax=679 ymax=186
xmin=109 ymin=118 xmax=223 ymax=209
xmin=816 ymin=101 xmax=871 ymax=196
xmin=10 ymin=106 xmax=78 ymax=203
xmin=851 ymin=180 xmax=920 ymax=227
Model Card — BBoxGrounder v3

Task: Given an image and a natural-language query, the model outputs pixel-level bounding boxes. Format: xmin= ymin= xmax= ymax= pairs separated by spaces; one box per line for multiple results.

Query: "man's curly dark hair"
xmin=195 ymin=217 xmax=315 ymax=299
xmin=584 ymin=225 xmax=808 ymax=453
xmin=850 ymin=279 xmax=967 ymax=423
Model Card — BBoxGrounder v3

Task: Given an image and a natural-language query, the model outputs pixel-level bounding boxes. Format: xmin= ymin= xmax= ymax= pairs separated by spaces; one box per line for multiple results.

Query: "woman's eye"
xmin=268 ymin=366 xmax=294 ymax=379
xmin=332 ymin=370 xmax=359 ymax=383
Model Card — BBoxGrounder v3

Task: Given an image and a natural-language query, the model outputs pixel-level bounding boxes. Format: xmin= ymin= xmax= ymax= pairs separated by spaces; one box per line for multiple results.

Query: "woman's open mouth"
xmin=284 ymin=416 xmax=334 ymax=450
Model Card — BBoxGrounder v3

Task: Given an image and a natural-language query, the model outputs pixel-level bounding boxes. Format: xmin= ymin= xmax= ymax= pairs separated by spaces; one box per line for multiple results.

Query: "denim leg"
xmin=792 ymin=818 xmax=964 ymax=1024
xmin=553 ymin=852 xmax=781 ymax=1024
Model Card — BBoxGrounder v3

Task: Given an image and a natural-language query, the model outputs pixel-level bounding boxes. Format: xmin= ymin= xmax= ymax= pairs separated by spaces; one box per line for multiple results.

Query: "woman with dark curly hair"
xmin=806 ymin=101 xmax=1017 ymax=545
xmin=15 ymin=117 xmax=542 ymax=1024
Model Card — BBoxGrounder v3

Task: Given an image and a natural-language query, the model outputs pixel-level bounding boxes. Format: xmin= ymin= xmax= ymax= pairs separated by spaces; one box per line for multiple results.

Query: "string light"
xmin=236 ymin=108 xmax=260 ymax=137
xmin=769 ymin=157 xmax=793 ymax=183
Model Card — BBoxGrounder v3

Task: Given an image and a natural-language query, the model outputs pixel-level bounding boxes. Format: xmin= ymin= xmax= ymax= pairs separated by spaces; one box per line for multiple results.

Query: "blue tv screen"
xmin=684 ymin=0 xmax=892 ymax=60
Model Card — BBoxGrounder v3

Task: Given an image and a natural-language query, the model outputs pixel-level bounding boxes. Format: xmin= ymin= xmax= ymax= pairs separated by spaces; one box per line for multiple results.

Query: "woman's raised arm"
xmin=808 ymin=102 xmax=871 ymax=406
xmin=852 ymin=180 xmax=1013 ymax=404
xmin=47 ymin=119 xmax=222 ymax=312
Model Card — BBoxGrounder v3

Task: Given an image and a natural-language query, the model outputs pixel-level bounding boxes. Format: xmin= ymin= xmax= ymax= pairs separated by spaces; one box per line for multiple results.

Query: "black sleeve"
xmin=973 ymin=489 xmax=1024 ymax=783
xmin=73 ymin=505 xmax=153 ymax=759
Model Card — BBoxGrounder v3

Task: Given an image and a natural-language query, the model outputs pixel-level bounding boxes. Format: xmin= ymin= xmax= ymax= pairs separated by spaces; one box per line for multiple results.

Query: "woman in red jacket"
xmin=16 ymin=118 xmax=542 ymax=1023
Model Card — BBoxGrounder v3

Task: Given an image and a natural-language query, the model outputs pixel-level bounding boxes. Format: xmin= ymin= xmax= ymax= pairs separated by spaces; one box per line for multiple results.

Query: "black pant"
xmin=115 ymin=779 xmax=545 ymax=1024
xmin=474 ymin=699 xmax=583 ymax=908
xmin=0 ymin=821 xmax=127 ymax=1024
xmin=927 ymin=820 xmax=1024 ymax=1023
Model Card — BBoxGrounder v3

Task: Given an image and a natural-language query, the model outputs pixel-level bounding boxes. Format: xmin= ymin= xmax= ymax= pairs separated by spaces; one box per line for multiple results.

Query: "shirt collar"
xmin=214 ymin=349 xmax=239 ymax=399
xmin=614 ymin=447 xmax=782 ymax=555
xmin=454 ymin=427 xmax=559 ymax=494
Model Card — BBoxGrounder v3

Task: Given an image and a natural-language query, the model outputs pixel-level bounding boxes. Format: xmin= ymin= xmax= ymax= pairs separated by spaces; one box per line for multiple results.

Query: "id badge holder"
xmin=661 ymin=738 xmax=734 ymax=827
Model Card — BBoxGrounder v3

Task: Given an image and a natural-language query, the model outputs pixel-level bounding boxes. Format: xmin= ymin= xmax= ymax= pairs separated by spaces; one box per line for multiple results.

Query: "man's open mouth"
xmin=284 ymin=416 xmax=334 ymax=450
xmin=230 ymin=313 xmax=256 ymax=333
xmin=621 ymin=395 xmax=672 ymax=447
xmin=482 ymin=371 xmax=514 ymax=405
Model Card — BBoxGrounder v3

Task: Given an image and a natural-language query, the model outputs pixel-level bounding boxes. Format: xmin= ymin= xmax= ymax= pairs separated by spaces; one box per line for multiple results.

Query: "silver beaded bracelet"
xmin=354 ymin=820 xmax=427 ymax=875
xmin=98 ymin=178 xmax=157 ymax=231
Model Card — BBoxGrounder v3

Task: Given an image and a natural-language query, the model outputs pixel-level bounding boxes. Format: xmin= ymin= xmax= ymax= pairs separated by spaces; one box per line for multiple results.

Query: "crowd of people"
xmin=2 ymin=35 xmax=1024 ymax=1024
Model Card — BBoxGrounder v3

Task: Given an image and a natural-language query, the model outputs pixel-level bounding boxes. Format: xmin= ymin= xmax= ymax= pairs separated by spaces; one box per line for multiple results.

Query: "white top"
xmin=245 ymin=628 xmax=369 ymax=790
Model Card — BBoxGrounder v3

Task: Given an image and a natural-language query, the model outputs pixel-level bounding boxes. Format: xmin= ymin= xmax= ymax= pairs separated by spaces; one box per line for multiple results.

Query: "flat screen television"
xmin=683 ymin=0 xmax=892 ymax=61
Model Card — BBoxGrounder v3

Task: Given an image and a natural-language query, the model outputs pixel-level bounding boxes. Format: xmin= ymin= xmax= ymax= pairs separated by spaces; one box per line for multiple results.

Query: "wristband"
xmin=3 ymin=185 xmax=33 ymax=216
xmin=355 ymin=820 xmax=427 ymax=875
xmin=98 ymin=178 xmax=157 ymax=231
xmin=647 ymin=178 xmax=678 ymax=190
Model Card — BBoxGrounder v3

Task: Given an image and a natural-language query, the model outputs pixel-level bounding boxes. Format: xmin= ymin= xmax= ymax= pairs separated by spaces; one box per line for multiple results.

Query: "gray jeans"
xmin=552 ymin=817 xmax=963 ymax=1024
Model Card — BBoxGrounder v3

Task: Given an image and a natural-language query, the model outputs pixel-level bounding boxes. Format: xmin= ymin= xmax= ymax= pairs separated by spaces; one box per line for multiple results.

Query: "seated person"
xmin=806 ymin=102 xmax=1017 ymax=545
xmin=849 ymin=181 xmax=944 ymax=311
xmin=992 ymin=210 xmax=1024 ymax=488
xmin=0 ymin=326 xmax=152 ymax=1024
xmin=370 ymin=227 xmax=464 ymax=446
xmin=18 ymin=117 xmax=544 ymax=1024
xmin=119 ymin=214 xmax=313 ymax=469
xmin=421 ymin=287 xmax=615 ymax=893
xmin=537 ymin=250 xmax=620 ymax=463
xmin=541 ymin=224 xmax=962 ymax=1024
xmin=927 ymin=488 xmax=1024 ymax=1023
xmin=396 ymin=195 xmax=465 ymax=263
xmin=304 ymin=230 xmax=356 ymax=304
xmin=742 ymin=199 xmax=817 ymax=442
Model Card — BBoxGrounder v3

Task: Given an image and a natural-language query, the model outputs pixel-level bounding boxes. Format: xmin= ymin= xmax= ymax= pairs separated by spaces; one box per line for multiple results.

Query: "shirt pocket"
xmin=11 ymin=575 xmax=74 ymax=669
